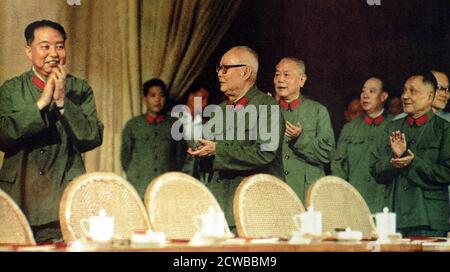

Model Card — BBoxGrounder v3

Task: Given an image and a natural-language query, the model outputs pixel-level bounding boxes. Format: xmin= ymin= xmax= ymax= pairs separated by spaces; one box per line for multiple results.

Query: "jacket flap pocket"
xmin=423 ymin=190 xmax=448 ymax=201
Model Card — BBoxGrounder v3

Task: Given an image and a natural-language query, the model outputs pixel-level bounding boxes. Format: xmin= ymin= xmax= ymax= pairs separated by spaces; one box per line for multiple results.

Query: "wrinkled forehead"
xmin=276 ymin=59 xmax=301 ymax=73
xmin=33 ymin=27 xmax=65 ymax=43
xmin=363 ymin=78 xmax=382 ymax=90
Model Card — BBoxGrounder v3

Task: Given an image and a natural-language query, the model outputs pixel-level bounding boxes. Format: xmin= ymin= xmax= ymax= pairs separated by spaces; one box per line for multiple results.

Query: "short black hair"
xmin=410 ymin=70 xmax=438 ymax=94
xmin=24 ymin=20 xmax=67 ymax=45
xmin=143 ymin=78 xmax=168 ymax=97
xmin=365 ymin=74 xmax=391 ymax=95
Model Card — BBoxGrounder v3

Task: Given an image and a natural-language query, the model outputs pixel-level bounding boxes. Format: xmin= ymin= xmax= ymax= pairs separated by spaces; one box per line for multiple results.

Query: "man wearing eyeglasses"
xmin=188 ymin=46 xmax=285 ymax=229
xmin=431 ymin=70 xmax=450 ymax=122
xmin=370 ymin=71 xmax=450 ymax=237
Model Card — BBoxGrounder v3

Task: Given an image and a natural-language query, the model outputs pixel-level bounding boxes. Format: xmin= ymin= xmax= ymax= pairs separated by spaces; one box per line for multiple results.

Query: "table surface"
xmin=2 ymin=237 xmax=449 ymax=252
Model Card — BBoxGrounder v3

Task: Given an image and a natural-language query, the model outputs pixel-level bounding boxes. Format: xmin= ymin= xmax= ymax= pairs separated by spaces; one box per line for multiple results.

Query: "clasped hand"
xmin=187 ymin=139 xmax=216 ymax=157
xmin=37 ymin=64 xmax=66 ymax=110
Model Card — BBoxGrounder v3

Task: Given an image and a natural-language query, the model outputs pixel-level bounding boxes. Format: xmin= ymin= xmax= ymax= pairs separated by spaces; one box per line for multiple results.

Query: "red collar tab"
xmin=363 ymin=115 xmax=384 ymax=126
xmin=32 ymin=76 xmax=45 ymax=91
xmin=279 ymin=98 xmax=301 ymax=111
xmin=146 ymin=115 xmax=164 ymax=125
xmin=406 ymin=114 xmax=428 ymax=127
xmin=227 ymin=96 xmax=248 ymax=110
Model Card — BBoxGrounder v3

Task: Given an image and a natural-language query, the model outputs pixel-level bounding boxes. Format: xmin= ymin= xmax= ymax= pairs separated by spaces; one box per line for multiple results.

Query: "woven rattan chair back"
xmin=144 ymin=172 xmax=230 ymax=239
xmin=233 ymin=174 xmax=305 ymax=238
xmin=59 ymin=172 xmax=150 ymax=242
xmin=0 ymin=189 xmax=36 ymax=245
xmin=305 ymin=175 xmax=376 ymax=238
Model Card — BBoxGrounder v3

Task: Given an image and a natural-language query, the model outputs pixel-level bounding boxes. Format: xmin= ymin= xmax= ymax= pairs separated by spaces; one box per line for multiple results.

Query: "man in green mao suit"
xmin=273 ymin=58 xmax=335 ymax=201
xmin=370 ymin=71 xmax=450 ymax=237
xmin=332 ymin=76 xmax=392 ymax=213
xmin=188 ymin=46 xmax=285 ymax=228
xmin=0 ymin=20 xmax=104 ymax=243
xmin=121 ymin=78 xmax=182 ymax=198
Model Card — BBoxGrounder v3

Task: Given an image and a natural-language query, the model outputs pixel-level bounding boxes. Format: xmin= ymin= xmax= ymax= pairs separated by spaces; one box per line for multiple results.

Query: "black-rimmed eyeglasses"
xmin=437 ymin=86 xmax=449 ymax=94
xmin=216 ymin=64 xmax=247 ymax=74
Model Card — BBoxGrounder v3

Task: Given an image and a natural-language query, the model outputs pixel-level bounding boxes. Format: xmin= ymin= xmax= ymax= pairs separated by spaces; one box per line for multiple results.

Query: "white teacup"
xmin=80 ymin=209 xmax=114 ymax=242
xmin=294 ymin=206 xmax=322 ymax=236
xmin=194 ymin=207 xmax=226 ymax=238
xmin=373 ymin=207 xmax=396 ymax=239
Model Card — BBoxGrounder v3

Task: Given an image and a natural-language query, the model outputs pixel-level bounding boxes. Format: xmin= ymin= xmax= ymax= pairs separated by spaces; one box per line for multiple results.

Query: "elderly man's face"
xmin=217 ymin=50 xmax=248 ymax=102
xmin=274 ymin=59 xmax=306 ymax=102
xmin=25 ymin=27 xmax=66 ymax=78
xmin=432 ymin=71 xmax=449 ymax=110
xmin=360 ymin=77 xmax=387 ymax=115
xmin=402 ymin=76 xmax=434 ymax=117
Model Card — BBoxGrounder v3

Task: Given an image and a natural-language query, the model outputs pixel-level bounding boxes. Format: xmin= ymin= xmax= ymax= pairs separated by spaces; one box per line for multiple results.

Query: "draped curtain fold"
xmin=0 ymin=0 xmax=241 ymax=175
xmin=141 ymin=0 xmax=241 ymax=100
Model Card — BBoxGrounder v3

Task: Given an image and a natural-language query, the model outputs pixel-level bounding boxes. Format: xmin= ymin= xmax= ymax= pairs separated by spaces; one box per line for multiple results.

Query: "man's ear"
xmin=242 ymin=66 xmax=252 ymax=81
xmin=299 ymin=74 xmax=307 ymax=88
xmin=25 ymin=45 xmax=32 ymax=61
xmin=381 ymin=92 xmax=389 ymax=103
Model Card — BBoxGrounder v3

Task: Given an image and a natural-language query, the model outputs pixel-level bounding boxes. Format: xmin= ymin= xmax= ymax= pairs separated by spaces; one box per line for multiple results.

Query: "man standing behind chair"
xmin=0 ymin=20 xmax=104 ymax=243
xmin=121 ymin=79 xmax=181 ymax=198
xmin=274 ymin=57 xmax=334 ymax=201
xmin=188 ymin=46 xmax=285 ymax=228
xmin=370 ymin=71 xmax=450 ymax=237
xmin=332 ymin=76 xmax=392 ymax=213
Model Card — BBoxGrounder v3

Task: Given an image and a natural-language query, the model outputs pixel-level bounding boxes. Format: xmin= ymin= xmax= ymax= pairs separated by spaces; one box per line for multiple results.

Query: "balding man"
xmin=371 ymin=71 xmax=450 ymax=237
xmin=273 ymin=57 xmax=334 ymax=201
xmin=332 ymin=76 xmax=392 ymax=213
xmin=188 ymin=46 xmax=284 ymax=229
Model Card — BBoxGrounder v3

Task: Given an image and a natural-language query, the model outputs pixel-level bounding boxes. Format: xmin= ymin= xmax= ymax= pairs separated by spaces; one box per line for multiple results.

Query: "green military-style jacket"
xmin=0 ymin=70 xmax=104 ymax=226
xmin=331 ymin=112 xmax=393 ymax=213
xmin=280 ymin=96 xmax=335 ymax=201
xmin=370 ymin=110 xmax=450 ymax=232
xmin=202 ymin=85 xmax=285 ymax=227
xmin=121 ymin=114 xmax=182 ymax=198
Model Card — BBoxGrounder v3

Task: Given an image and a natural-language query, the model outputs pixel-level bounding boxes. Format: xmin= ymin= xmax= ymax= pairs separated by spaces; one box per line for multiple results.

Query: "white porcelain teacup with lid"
xmin=80 ymin=209 xmax=114 ymax=242
xmin=373 ymin=207 xmax=396 ymax=240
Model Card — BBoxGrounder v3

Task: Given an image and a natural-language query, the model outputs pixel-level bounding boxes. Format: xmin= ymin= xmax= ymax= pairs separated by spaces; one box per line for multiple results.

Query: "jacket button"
xmin=39 ymin=171 xmax=45 ymax=175
xmin=403 ymin=186 xmax=408 ymax=191
xmin=286 ymin=139 xmax=290 ymax=143
xmin=284 ymin=170 xmax=289 ymax=175
xmin=40 ymin=149 xmax=45 ymax=154
xmin=285 ymin=155 xmax=290 ymax=159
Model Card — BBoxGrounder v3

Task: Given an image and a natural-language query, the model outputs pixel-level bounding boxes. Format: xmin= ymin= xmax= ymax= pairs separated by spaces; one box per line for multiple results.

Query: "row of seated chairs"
xmin=0 ymin=172 xmax=376 ymax=245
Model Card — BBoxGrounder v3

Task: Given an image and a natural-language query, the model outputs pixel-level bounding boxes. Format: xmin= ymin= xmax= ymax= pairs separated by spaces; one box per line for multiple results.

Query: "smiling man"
xmin=332 ymin=76 xmax=392 ymax=213
xmin=0 ymin=20 xmax=104 ymax=243
xmin=188 ymin=46 xmax=284 ymax=229
xmin=370 ymin=71 xmax=450 ymax=237
xmin=431 ymin=70 xmax=450 ymax=122
xmin=274 ymin=57 xmax=335 ymax=201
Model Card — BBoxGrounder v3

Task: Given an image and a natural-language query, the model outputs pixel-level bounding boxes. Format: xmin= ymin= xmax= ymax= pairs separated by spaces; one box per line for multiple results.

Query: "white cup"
xmin=294 ymin=207 xmax=322 ymax=236
xmin=194 ymin=207 xmax=226 ymax=238
xmin=373 ymin=207 xmax=396 ymax=239
xmin=80 ymin=209 xmax=114 ymax=242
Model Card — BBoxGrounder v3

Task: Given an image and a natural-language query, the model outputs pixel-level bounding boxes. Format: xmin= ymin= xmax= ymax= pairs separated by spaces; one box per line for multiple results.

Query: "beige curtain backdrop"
xmin=0 ymin=0 xmax=240 ymax=176
xmin=141 ymin=0 xmax=241 ymax=100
